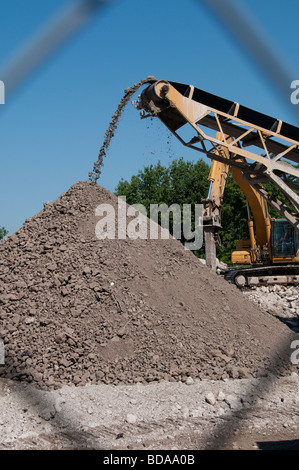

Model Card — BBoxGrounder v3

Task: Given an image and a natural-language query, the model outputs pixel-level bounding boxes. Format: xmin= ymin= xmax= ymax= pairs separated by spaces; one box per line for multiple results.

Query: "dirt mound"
xmin=0 ymin=181 xmax=296 ymax=390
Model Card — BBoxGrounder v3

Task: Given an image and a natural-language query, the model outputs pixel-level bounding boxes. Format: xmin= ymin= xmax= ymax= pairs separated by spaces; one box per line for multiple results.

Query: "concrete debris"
xmin=243 ymin=285 xmax=299 ymax=331
xmin=205 ymin=392 xmax=216 ymax=406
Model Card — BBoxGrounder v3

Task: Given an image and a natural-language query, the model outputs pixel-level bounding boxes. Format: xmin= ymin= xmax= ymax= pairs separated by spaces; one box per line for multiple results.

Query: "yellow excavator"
xmin=136 ymin=78 xmax=299 ymax=287
xmin=204 ymin=145 xmax=299 ymax=287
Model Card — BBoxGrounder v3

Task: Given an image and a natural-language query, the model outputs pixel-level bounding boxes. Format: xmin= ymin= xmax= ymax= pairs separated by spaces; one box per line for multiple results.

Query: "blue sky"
xmin=0 ymin=0 xmax=299 ymax=235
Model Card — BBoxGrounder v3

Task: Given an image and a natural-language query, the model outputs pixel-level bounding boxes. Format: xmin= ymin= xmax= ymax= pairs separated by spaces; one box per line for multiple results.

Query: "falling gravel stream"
xmin=89 ymin=76 xmax=156 ymax=182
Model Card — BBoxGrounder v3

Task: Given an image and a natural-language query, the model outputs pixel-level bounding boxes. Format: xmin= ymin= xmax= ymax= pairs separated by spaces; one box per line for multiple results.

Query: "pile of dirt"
xmin=0 ymin=181 xmax=296 ymax=390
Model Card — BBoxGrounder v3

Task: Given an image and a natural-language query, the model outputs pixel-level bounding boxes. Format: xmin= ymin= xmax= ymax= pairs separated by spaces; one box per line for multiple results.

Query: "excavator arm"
xmin=204 ymin=135 xmax=272 ymax=268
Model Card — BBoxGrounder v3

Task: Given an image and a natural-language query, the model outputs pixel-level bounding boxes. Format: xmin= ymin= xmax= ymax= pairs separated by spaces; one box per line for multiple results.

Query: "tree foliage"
xmin=0 ymin=227 xmax=8 ymax=241
xmin=217 ymin=177 xmax=248 ymax=263
xmin=116 ymin=158 xmax=210 ymax=208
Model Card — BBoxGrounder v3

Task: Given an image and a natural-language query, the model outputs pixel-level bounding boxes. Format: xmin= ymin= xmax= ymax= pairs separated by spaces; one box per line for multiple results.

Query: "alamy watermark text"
xmin=95 ymin=196 xmax=203 ymax=250
xmin=0 ymin=80 xmax=4 ymax=104
xmin=290 ymin=80 xmax=299 ymax=105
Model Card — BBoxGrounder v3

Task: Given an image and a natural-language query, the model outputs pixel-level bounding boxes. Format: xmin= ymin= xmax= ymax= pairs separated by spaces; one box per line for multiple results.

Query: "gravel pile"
xmin=0 ymin=181 xmax=297 ymax=390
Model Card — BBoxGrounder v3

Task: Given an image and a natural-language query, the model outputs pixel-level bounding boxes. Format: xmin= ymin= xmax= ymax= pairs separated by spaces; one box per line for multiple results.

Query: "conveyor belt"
xmin=140 ymin=80 xmax=299 ymax=164
xmin=138 ymin=79 xmax=299 ymax=230
xmin=168 ymin=81 xmax=299 ymax=143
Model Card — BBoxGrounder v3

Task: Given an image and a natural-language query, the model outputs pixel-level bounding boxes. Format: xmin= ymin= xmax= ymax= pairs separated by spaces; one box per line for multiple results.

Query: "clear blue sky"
xmin=0 ymin=0 xmax=299 ymax=235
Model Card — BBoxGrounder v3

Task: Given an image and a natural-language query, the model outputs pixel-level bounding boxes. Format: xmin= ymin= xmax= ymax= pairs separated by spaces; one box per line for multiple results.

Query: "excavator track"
xmin=224 ymin=265 xmax=299 ymax=288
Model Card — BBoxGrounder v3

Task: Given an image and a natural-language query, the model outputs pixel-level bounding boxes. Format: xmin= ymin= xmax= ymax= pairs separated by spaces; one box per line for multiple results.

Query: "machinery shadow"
xmin=275 ymin=316 xmax=299 ymax=333
xmin=257 ymin=439 xmax=299 ymax=450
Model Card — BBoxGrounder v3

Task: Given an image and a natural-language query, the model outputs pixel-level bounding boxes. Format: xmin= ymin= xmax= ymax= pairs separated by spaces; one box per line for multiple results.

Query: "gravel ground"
xmin=0 ymin=371 xmax=298 ymax=451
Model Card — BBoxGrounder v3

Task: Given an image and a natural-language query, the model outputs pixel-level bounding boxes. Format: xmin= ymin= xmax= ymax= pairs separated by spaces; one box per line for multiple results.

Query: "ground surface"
xmin=0 ymin=372 xmax=298 ymax=450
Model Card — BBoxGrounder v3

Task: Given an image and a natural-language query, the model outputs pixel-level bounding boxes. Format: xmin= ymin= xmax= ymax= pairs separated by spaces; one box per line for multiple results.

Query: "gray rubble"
xmin=242 ymin=285 xmax=299 ymax=331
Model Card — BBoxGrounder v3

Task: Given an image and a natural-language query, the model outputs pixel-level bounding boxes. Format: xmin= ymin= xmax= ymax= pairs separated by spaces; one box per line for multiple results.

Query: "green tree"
xmin=217 ymin=176 xmax=248 ymax=264
xmin=0 ymin=227 xmax=8 ymax=241
xmin=116 ymin=158 xmax=210 ymax=208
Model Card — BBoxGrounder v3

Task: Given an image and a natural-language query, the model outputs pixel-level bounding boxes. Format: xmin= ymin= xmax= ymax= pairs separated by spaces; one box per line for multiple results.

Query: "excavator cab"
xmin=271 ymin=219 xmax=299 ymax=260
xmin=232 ymin=218 xmax=299 ymax=266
